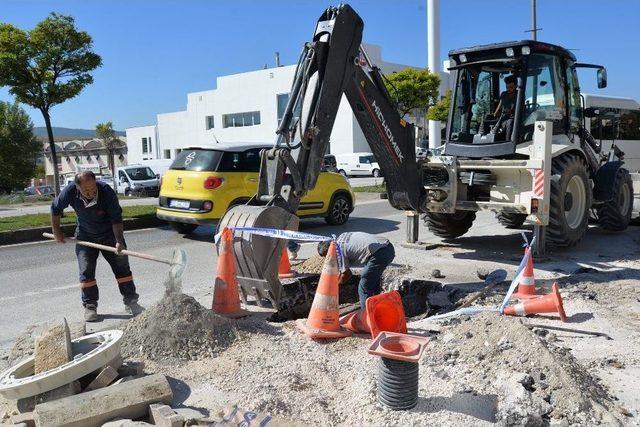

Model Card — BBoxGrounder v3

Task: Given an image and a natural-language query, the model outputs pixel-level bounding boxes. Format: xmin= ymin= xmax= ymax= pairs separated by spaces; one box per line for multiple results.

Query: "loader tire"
xmin=496 ymin=212 xmax=527 ymax=229
xmin=597 ymin=167 xmax=633 ymax=231
xmin=547 ymin=154 xmax=592 ymax=247
xmin=424 ymin=211 xmax=476 ymax=239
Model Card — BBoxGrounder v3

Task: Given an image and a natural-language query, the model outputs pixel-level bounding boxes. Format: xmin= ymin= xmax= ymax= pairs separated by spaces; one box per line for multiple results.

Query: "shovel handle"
xmin=42 ymin=232 xmax=172 ymax=265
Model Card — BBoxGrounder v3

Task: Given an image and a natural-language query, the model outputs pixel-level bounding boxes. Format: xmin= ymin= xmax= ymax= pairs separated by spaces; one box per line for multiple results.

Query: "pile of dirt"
xmin=293 ymin=256 xmax=325 ymax=274
xmin=162 ymin=311 xmax=626 ymax=426
xmin=413 ymin=313 xmax=624 ymax=425
xmin=120 ymin=293 xmax=238 ymax=361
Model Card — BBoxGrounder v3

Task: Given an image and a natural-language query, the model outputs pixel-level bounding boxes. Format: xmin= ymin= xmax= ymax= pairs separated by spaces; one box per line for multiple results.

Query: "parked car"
xmin=157 ymin=143 xmax=356 ymax=234
xmin=24 ymin=185 xmax=55 ymax=197
xmin=116 ymin=165 xmax=160 ymax=197
xmin=335 ymin=152 xmax=382 ymax=177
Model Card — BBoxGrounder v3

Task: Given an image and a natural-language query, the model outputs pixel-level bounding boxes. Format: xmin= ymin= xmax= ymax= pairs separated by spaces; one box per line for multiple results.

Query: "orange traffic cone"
xmin=512 ymin=247 xmax=539 ymax=300
xmin=366 ymin=291 xmax=407 ymax=339
xmin=340 ymin=309 xmax=371 ymax=335
xmin=278 ymin=249 xmax=296 ymax=279
xmin=296 ymin=241 xmax=352 ymax=339
xmin=504 ymin=282 xmax=567 ymax=322
xmin=212 ymin=227 xmax=247 ymax=318
xmin=340 ymin=291 xmax=407 ymax=339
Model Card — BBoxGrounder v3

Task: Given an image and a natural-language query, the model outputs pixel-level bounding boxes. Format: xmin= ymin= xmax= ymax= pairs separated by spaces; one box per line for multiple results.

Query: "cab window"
xmin=523 ymin=54 xmax=566 ymax=134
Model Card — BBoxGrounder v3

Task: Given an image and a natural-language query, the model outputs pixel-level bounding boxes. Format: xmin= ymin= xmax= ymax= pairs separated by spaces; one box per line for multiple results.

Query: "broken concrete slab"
xmin=149 ymin=403 xmax=184 ymax=427
xmin=9 ymin=411 xmax=35 ymax=427
xmin=34 ymin=381 xmax=81 ymax=406
xmin=34 ymin=319 xmax=72 ymax=374
xmin=33 ymin=373 xmax=172 ymax=427
xmin=84 ymin=366 xmax=118 ymax=392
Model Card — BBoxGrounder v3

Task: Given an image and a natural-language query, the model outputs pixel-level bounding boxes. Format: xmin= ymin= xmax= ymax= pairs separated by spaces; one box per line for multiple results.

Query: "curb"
xmin=0 ymin=216 xmax=164 ymax=246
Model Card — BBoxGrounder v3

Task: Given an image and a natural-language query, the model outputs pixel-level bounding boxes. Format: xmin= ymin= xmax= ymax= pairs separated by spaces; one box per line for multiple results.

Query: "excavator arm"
xmin=219 ymin=4 xmax=424 ymax=310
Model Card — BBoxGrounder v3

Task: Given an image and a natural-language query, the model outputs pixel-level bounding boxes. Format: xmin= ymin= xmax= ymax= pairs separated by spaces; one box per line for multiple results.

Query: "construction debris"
xmin=84 ymin=366 xmax=118 ymax=392
xmin=120 ymin=293 xmax=238 ymax=361
xmin=33 ymin=373 xmax=172 ymax=427
xmin=148 ymin=403 xmax=184 ymax=427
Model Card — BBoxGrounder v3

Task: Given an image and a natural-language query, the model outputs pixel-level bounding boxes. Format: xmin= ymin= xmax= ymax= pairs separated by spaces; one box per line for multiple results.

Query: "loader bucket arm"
xmin=218 ymin=4 xmax=423 ymax=310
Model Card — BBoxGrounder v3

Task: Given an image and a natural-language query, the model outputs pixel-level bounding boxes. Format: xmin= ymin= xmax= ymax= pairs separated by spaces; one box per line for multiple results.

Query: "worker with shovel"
xmin=50 ymin=171 xmax=142 ymax=322
xmin=317 ymin=232 xmax=395 ymax=309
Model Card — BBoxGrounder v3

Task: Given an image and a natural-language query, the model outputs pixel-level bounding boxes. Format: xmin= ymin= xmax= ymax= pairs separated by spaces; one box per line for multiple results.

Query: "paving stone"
xmin=85 ymin=366 xmax=119 ymax=391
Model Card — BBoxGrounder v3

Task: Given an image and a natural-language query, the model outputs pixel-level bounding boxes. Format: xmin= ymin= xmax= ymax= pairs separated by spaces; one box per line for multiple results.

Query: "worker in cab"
xmin=317 ymin=232 xmax=395 ymax=309
xmin=50 ymin=171 xmax=142 ymax=322
xmin=493 ymin=75 xmax=517 ymax=117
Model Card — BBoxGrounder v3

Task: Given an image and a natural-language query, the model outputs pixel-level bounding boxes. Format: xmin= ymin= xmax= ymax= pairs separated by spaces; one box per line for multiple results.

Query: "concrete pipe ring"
xmin=0 ymin=330 xmax=123 ymax=400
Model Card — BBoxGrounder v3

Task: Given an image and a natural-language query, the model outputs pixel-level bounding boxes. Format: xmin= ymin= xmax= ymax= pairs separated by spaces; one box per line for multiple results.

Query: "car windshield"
xmin=126 ymin=167 xmax=156 ymax=181
xmin=170 ymin=149 xmax=223 ymax=172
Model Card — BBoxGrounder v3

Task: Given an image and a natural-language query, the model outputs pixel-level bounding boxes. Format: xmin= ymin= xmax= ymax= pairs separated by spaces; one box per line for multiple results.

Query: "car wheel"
xmin=325 ymin=194 xmax=352 ymax=225
xmin=169 ymin=222 xmax=198 ymax=234
xmin=124 ymin=189 xmax=131 ymax=197
xmin=372 ymin=168 xmax=380 ymax=178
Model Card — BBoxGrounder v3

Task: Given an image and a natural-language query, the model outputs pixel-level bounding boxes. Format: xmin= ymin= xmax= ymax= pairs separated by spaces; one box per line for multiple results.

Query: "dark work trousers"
xmin=76 ymin=235 xmax=139 ymax=307
xmin=358 ymin=243 xmax=395 ymax=309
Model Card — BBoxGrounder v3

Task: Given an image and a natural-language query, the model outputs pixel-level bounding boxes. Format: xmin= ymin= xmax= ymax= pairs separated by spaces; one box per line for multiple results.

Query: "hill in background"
xmin=34 ymin=126 xmax=125 ymax=142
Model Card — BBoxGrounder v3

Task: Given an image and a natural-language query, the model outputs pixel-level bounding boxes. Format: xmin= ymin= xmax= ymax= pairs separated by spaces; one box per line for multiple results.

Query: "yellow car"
xmin=157 ymin=144 xmax=356 ymax=234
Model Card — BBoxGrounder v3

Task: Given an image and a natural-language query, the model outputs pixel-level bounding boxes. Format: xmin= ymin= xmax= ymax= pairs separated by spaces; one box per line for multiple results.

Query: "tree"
xmin=0 ymin=13 xmax=102 ymax=195
xmin=383 ymin=68 xmax=441 ymax=117
xmin=95 ymin=121 xmax=118 ymax=191
xmin=427 ymin=90 xmax=451 ymax=122
xmin=0 ymin=102 xmax=41 ymax=193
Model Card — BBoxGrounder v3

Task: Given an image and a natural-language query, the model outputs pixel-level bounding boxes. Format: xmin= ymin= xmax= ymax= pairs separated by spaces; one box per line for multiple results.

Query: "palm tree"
xmin=95 ymin=121 xmax=117 ymax=191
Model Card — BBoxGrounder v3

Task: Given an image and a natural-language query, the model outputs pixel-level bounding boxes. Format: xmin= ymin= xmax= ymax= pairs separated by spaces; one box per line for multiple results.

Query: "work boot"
xmin=125 ymin=301 xmax=144 ymax=316
xmin=84 ymin=304 xmax=98 ymax=322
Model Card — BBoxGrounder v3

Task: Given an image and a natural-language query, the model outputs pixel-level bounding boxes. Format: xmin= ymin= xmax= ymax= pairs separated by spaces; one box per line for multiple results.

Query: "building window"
xmin=205 ymin=115 xmax=215 ymax=130
xmin=164 ymin=149 xmax=171 ymax=159
xmin=277 ymin=93 xmax=301 ymax=124
xmin=142 ymin=137 xmax=148 ymax=154
xmin=222 ymin=111 xmax=261 ymax=128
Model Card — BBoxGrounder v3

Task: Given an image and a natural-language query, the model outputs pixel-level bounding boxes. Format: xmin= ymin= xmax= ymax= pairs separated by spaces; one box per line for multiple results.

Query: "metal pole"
xmin=427 ymin=0 xmax=441 ymax=148
xmin=531 ymin=0 xmax=537 ymax=40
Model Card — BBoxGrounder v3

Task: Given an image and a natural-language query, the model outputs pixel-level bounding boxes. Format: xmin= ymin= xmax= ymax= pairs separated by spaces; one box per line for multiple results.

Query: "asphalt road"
xmin=0 ymin=196 xmax=397 ymax=349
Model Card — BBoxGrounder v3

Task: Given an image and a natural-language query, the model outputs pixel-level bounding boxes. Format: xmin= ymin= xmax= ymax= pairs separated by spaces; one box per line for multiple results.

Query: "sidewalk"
xmin=0 ymin=197 xmax=159 ymax=218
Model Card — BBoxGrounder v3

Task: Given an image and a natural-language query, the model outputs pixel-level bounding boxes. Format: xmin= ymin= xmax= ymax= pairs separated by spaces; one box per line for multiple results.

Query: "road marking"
xmin=0 ymin=283 xmax=78 ymax=302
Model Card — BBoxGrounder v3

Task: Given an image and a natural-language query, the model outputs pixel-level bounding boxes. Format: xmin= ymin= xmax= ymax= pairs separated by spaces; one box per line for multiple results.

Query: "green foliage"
xmin=383 ymin=68 xmax=440 ymax=116
xmin=95 ymin=121 xmax=115 ymax=142
xmin=0 ymin=13 xmax=102 ymax=194
xmin=34 ymin=164 xmax=45 ymax=179
xmin=0 ymin=204 xmax=157 ymax=232
xmin=0 ymin=102 xmax=40 ymax=192
xmin=353 ymin=184 xmax=386 ymax=193
xmin=427 ymin=90 xmax=451 ymax=122
xmin=0 ymin=13 xmax=102 ymax=111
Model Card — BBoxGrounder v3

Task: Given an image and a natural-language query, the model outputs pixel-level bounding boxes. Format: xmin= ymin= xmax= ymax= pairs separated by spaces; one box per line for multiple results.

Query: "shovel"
xmin=42 ymin=232 xmax=187 ymax=282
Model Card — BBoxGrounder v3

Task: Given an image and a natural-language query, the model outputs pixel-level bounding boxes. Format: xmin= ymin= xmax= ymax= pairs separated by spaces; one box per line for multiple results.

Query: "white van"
xmin=116 ymin=165 xmax=161 ymax=197
xmin=335 ymin=152 xmax=381 ymax=177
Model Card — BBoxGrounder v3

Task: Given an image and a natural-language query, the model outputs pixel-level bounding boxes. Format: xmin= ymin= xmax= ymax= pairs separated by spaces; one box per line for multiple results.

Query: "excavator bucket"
xmin=218 ymin=204 xmax=299 ymax=309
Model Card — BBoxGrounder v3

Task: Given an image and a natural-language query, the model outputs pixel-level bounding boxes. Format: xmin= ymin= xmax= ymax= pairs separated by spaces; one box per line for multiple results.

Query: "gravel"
xmin=120 ymin=292 xmax=238 ymax=361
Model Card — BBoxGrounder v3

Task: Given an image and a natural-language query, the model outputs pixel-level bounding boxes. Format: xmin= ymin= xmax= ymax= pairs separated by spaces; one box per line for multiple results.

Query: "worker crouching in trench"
xmin=317 ymin=232 xmax=395 ymax=308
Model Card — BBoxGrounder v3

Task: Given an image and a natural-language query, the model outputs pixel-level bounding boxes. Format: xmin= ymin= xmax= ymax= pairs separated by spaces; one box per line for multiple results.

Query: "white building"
xmin=126 ymin=44 xmax=417 ymax=164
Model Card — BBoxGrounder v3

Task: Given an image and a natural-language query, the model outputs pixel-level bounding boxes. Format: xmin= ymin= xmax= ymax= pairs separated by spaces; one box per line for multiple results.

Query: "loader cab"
xmin=444 ymin=41 xmax=603 ymax=158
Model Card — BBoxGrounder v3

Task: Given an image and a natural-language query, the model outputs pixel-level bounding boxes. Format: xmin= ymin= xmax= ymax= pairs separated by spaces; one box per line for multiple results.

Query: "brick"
xmin=117 ymin=360 xmax=145 ymax=377
xmin=84 ymin=365 xmax=119 ymax=391
xmin=149 ymin=404 xmax=184 ymax=427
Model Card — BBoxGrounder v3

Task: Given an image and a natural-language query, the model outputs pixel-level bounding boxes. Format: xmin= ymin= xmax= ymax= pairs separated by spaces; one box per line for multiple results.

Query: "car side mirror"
xmin=155 ymin=174 xmax=160 ymax=179
xmin=597 ymin=68 xmax=607 ymax=88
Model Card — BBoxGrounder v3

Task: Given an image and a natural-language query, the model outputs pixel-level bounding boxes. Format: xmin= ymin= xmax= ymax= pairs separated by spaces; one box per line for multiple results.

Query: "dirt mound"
xmin=414 ymin=313 xmax=623 ymax=425
xmin=294 ymin=256 xmax=325 ymax=274
xmin=120 ymin=293 xmax=238 ymax=361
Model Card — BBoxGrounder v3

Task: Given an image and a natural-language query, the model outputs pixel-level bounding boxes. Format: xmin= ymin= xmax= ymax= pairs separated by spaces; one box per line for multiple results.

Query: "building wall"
xmin=126 ymin=43 xmax=416 ymax=160
xmin=126 ymin=125 xmax=158 ymax=164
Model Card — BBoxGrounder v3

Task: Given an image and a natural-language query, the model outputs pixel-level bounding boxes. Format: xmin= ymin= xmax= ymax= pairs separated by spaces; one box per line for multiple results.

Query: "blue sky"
xmin=1 ymin=0 xmax=639 ymax=130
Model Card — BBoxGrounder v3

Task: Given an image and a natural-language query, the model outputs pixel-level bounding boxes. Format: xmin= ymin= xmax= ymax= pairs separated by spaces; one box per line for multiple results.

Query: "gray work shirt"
xmin=336 ymin=232 xmax=390 ymax=270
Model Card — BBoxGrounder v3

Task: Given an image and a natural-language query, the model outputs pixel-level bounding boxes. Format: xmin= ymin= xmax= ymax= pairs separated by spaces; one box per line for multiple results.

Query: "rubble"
xmin=120 ymin=293 xmax=238 ymax=361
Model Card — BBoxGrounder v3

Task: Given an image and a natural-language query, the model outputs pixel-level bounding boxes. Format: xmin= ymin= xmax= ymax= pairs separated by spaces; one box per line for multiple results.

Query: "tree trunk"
xmin=42 ymin=110 xmax=61 ymax=196
xmin=109 ymin=146 xmax=117 ymax=193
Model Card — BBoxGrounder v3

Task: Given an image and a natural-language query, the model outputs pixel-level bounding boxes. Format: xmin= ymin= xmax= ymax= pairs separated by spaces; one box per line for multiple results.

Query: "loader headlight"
xmin=521 ymin=46 xmax=530 ymax=55
xmin=505 ymin=48 xmax=515 ymax=57
xmin=459 ymin=54 xmax=467 ymax=63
